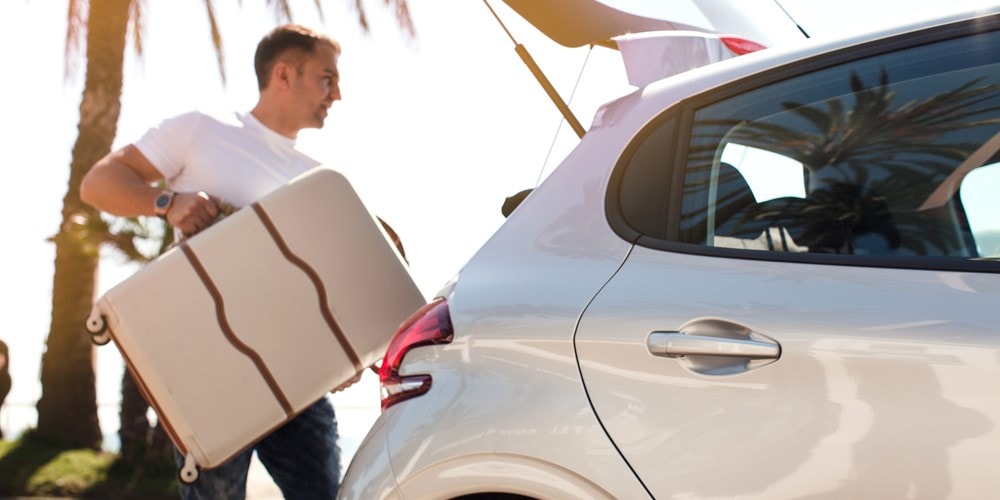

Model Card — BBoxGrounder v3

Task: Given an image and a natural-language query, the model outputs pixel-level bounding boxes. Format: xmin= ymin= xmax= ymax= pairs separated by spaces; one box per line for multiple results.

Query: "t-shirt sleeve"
xmin=134 ymin=111 xmax=202 ymax=180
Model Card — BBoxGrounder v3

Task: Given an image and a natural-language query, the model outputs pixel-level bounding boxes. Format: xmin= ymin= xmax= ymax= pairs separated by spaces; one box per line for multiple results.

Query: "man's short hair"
xmin=254 ymin=24 xmax=341 ymax=90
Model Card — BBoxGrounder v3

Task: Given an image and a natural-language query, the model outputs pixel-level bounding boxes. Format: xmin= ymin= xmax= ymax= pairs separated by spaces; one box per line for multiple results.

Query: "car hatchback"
xmin=340 ymin=5 xmax=1000 ymax=499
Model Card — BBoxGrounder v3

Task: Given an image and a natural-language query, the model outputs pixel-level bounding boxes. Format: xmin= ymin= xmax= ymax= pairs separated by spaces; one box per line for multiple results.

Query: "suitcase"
xmin=85 ymin=166 xmax=426 ymax=483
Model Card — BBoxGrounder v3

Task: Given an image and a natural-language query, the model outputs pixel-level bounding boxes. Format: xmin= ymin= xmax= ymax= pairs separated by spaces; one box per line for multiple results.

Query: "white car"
xmin=340 ymin=3 xmax=1000 ymax=499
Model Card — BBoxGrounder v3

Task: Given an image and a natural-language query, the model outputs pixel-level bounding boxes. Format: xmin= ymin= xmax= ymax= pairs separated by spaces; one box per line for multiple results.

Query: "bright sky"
xmin=1 ymin=0 xmax=997 ymax=450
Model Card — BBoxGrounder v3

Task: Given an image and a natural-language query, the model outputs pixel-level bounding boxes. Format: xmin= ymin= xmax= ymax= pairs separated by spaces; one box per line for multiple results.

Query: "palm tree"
xmin=36 ymin=0 xmax=414 ymax=449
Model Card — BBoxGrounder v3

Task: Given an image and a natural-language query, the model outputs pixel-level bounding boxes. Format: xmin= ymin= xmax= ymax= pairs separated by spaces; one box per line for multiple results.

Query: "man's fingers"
xmin=196 ymin=191 xmax=220 ymax=218
xmin=168 ymin=191 xmax=221 ymax=235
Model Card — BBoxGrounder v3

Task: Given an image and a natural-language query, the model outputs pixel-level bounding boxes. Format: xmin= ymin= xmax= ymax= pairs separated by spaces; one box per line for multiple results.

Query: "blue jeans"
xmin=174 ymin=397 xmax=341 ymax=499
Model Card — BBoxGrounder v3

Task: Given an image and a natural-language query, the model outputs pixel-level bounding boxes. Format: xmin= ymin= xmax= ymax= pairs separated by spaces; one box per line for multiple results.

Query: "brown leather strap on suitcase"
xmin=251 ymin=202 xmax=365 ymax=373
xmin=180 ymin=243 xmax=296 ymax=417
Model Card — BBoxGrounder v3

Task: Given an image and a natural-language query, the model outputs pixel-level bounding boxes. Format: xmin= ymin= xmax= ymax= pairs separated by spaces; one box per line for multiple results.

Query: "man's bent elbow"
xmin=80 ymin=155 xmax=118 ymax=212
xmin=79 ymin=163 xmax=102 ymax=210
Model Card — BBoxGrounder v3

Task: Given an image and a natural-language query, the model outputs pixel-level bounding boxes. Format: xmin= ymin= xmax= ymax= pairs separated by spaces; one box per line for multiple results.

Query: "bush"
xmin=0 ymin=432 xmax=176 ymax=499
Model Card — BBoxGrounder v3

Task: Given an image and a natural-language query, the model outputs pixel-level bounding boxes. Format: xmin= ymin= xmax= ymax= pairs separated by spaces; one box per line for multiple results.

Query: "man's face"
xmin=291 ymin=43 xmax=341 ymax=130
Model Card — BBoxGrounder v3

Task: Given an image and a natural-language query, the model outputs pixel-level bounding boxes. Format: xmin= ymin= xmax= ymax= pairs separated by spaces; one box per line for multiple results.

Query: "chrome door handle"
xmin=647 ymin=332 xmax=780 ymax=360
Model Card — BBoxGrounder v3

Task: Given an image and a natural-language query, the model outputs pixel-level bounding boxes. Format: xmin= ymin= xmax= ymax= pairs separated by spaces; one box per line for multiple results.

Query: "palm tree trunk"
xmin=36 ymin=0 xmax=132 ymax=449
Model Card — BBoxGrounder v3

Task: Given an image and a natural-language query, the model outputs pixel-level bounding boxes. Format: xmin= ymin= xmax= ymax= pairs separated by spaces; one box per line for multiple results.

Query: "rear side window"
xmin=678 ymin=28 xmax=1000 ymax=260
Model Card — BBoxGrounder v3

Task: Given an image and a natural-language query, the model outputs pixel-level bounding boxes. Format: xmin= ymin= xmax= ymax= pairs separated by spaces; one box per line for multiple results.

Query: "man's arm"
xmin=81 ymin=145 xmax=165 ymax=216
xmin=82 ymin=145 xmax=220 ymax=236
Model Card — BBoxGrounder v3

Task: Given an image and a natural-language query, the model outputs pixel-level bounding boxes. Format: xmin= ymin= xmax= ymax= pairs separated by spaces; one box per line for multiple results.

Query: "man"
xmin=81 ymin=24 xmax=343 ymax=499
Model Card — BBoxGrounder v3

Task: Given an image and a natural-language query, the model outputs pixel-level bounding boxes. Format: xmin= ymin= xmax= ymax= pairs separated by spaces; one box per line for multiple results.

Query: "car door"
xmin=576 ymin=16 xmax=1000 ymax=499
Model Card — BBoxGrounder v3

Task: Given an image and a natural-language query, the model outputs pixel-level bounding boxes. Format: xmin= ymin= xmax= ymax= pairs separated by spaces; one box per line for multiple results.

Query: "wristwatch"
xmin=154 ymin=190 xmax=176 ymax=218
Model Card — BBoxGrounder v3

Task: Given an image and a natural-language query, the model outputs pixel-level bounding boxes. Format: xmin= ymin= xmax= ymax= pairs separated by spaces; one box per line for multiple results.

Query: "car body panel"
xmin=356 ymin=322 xmax=650 ymax=498
xmin=358 ymin=121 xmax=651 ymax=497
xmin=576 ymin=250 xmax=1000 ymax=498
xmin=573 ymin=11 xmax=1000 ymax=498
xmin=340 ymin=69 xmax=664 ymax=498
xmin=340 ymin=7 xmax=1000 ymax=499
xmin=338 ymin=416 xmax=401 ymax=499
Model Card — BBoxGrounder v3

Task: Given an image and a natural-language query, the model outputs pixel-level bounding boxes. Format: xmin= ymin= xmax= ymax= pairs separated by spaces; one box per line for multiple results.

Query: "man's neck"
xmin=250 ymin=103 xmax=297 ymax=139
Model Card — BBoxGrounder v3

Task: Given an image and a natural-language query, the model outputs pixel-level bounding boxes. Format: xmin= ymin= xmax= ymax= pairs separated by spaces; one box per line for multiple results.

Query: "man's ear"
xmin=271 ymin=61 xmax=293 ymax=90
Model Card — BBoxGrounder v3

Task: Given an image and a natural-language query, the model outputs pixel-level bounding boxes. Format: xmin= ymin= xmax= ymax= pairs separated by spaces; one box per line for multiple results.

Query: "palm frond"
xmin=64 ymin=0 xmax=88 ymax=81
xmin=266 ymin=0 xmax=294 ymax=23
xmin=350 ymin=0 xmax=417 ymax=38
xmin=203 ymin=0 xmax=227 ymax=84
xmin=312 ymin=0 xmax=325 ymax=23
xmin=352 ymin=0 xmax=371 ymax=33
xmin=129 ymin=0 xmax=145 ymax=59
xmin=384 ymin=0 xmax=416 ymax=38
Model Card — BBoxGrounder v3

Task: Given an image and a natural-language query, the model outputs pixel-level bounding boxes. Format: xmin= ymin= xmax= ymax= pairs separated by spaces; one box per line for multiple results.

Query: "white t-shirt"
xmin=135 ymin=110 xmax=320 ymax=209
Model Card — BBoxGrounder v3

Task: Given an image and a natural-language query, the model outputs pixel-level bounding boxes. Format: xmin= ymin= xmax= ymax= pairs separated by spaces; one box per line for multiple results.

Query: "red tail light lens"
xmin=379 ymin=298 xmax=454 ymax=411
xmin=721 ymin=36 xmax=767 ymax=56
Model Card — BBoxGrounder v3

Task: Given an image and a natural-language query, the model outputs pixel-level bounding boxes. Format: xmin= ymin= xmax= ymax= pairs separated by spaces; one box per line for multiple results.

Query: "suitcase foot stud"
xmin=85 ymin=306 xmax=111 ymax=346
xmin=89 ymin=329 xmax=111 ymax=346
xmin=179 ymin=453 xmax=200 ymax=484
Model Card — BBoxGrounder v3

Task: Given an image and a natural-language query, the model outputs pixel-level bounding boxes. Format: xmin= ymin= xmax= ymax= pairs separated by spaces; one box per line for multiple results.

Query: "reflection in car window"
xmin=679 ymin=30 xmax=1000 ymax=259
xmin=960 ymin=162 xmax=1000 ymax=258
xmin=719 ymin=144 xmax=806 ymax=203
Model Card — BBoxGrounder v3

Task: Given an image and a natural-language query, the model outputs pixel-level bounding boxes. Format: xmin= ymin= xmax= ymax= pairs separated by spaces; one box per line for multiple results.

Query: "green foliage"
xmin=0 ymin=433 xmax=176 ymax=499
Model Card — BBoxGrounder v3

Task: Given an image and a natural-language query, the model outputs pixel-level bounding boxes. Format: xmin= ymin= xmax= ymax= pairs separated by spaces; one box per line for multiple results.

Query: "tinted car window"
xmin=677 ymin=30 xmax=1000 ymax=259
xmin=617 ymin=116 xmax=676 ymax=239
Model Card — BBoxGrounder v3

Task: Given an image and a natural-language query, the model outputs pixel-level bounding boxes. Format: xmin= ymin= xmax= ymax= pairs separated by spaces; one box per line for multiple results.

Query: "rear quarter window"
xmin=613 ymin=19 xmax=1000 ymax=271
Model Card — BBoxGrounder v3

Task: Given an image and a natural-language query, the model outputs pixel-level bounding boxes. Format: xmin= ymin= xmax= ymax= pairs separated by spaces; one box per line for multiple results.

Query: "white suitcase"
xmin=85 ymin=166 xmax=426 ymax=483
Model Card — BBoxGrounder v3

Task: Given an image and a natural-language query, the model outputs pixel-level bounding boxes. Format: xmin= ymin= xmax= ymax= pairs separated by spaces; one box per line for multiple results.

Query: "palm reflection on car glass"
xmin=683 ymin=68 xmax=1000 ymax=258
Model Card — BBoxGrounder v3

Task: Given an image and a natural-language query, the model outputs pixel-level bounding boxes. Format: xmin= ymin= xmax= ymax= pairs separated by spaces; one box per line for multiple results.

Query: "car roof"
xmin=736 ymin=5 xmax=1000 ymax=75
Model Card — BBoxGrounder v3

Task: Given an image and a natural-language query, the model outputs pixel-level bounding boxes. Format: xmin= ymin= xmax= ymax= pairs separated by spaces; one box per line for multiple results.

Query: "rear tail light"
xmin=379 ymin=298 xmax=454 ymax=411
xmin=721 ymin=36 xmax=767 ymax=56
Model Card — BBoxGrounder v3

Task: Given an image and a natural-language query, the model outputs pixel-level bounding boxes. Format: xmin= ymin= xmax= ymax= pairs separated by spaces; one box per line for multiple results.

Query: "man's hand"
xmin=166 ymin=191 xmax=221 ymax=237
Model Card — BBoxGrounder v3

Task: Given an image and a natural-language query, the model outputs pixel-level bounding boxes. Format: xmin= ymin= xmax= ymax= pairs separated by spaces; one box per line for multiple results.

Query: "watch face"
xmin=156 ymin=193 xmax=172 ymax=209
xmin=155 ymin=191 xmax=175 ymax=215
